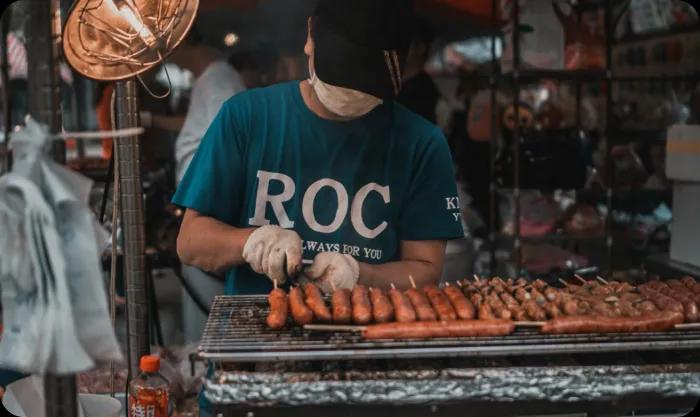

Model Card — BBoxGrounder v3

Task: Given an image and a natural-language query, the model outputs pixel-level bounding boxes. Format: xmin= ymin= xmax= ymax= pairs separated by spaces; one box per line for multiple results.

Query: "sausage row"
xmin=268 ymin=283 xmax=478 ymax=327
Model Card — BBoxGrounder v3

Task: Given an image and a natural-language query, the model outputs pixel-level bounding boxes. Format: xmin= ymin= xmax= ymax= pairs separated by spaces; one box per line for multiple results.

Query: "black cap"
xmin=312 ymin=0 xmax=415 ymax=100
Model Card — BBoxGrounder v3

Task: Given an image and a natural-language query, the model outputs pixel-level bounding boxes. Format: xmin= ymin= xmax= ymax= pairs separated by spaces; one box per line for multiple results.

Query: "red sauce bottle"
xmin=128 ymin=355 xmax=169 ymax=417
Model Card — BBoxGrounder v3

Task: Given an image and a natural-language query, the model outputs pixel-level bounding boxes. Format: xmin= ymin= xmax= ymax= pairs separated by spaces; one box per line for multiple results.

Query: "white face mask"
xmin=309 ymin=68 xmax=383 ymax=119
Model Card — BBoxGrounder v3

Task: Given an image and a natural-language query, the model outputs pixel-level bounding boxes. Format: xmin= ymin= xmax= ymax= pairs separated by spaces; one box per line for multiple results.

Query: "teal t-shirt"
xmin=172 ymin=81 xmax=464 ymax=295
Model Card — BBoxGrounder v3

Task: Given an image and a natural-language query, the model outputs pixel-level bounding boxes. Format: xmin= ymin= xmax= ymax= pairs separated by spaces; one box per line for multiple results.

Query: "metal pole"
xmin=512 ymin=0 xmax=522 ymax=277
xmin=26 ymin=1 xmax=77 ymax=416
xmin=488 ymin=0 xmax=498 ymax=273
xmin=114 ymin=79 xmax=150 ymax=377
xmin=27 ymin=0 xmax=64 ymax=163
xmin=0 ymin=6 xmax=11 ymax=175
xmin=604 ymin=0 xmax=614 ymax=274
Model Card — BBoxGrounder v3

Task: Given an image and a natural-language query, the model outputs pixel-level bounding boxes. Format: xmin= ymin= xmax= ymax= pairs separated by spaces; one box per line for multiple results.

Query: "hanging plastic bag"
xmin=500 ymin=0 xmax=565 ymax=71
xmin=0 ymin=174 xmax=94 ymax=374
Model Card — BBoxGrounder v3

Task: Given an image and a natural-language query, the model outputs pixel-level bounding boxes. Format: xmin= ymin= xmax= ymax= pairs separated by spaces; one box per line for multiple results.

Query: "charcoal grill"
xmin=199 ymin=295 xmax=700 ymax=416
xmin=199 ymin=295 xmax=700 ymax=362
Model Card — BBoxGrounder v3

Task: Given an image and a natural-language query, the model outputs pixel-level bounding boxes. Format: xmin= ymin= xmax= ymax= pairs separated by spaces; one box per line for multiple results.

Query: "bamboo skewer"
xmin=515 ymin=321 xmax=545 ymax=327
xmin=408 ymin=275 xmax=417 ymax=289
xmin=574 ymin=274 xmax=588 ymax=285
xmin=596 ymin=276 xmax=610 ymax=285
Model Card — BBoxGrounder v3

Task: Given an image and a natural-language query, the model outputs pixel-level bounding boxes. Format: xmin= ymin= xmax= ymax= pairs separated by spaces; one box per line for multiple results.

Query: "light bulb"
xmin=105 ymin=0 xmax=157 ymax=47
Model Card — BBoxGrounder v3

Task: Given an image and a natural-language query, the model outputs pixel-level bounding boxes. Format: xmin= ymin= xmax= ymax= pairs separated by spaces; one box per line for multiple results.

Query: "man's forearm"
xmin=177 ymin=211 xmax=255 ymax=274
xmin=357 ymin=260 xmax=442 ymax=290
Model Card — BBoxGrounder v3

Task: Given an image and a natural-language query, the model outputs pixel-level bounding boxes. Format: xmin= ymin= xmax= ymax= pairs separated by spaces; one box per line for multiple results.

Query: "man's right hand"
xmin=242 ymin=225 xmax=302 ymax=284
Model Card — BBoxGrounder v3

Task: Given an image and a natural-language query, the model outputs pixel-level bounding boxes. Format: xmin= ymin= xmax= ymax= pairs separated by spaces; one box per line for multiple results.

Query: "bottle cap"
xmin=139 ymin=355 xmax=160 ymax=373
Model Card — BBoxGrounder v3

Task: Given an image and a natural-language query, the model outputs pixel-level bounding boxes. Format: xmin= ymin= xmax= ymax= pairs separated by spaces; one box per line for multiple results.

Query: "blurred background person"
xmin=396 ymin=18 xmax=440 ymax=123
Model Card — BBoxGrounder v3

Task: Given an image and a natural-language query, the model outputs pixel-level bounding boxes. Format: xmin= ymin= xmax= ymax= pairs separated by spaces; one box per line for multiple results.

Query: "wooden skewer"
xmin=674 ymin=323 xmax=700 ymax=330
xmin=596 ymin=276 xmax=610 ymax=285
xmin=408 ymin=275 xmax=417 ymax=289
xmin=456 ymin=280 xmax=464 ymax=287
xmin=574 ymin=274 xmax=588 ymax=285
xmin=273 ymin=279 xmax=277 ymax=290
xmin=304 ymin=324 xmax=367 ymax=332
xmin=330 ymin=280 xmax=337 ymax=291
xmin=473 ymin=274 xmax=481 ymax=283
xmin=558 ymin=278 xmax=572 ymax=288
xmin=390 ymin=283 xmax=396 ymax=289
xmin=515 ymin=321 xmax=545 ymax=327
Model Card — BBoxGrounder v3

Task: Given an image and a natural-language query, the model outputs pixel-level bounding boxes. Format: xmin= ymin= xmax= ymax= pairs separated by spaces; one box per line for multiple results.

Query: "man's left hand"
xmin=305 ymin=252 xmax=359 ymax=294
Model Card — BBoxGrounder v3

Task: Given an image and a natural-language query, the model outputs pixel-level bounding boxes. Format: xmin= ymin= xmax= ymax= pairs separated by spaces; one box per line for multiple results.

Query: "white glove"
xmin=242 ymin=225 xmax=302 ymax=284
xmin=305 ymin=252 xmax=359 ymax=294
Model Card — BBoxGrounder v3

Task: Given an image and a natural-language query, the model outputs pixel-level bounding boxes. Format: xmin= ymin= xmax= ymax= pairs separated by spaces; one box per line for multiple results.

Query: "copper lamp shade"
xmin=63 ymin=0 xmax=199 ymax=81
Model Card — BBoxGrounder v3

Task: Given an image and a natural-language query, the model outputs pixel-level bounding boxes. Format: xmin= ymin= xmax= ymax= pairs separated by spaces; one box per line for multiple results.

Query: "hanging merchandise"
xmin=0 ymin=118 xmax=122 ymax=375
xmin=611 ymin=144 xmax=649 ymax=188
xmin=500 ymin=0 xmax=565 ymax=71
xmin=495 ymin=102 xmax=588 ymax=191
xmin=467 ymin=89 xmax=497 ymax=142
xmin=553 ymin=2 xmax=607 ymax=69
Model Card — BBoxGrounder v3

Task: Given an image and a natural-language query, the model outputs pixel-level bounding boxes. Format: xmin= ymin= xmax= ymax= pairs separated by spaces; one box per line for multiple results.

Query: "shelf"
xmin=498 ymin=233 xmax=606 ymax=244
xmin=613 ymin=25 xmax=700 ymax=45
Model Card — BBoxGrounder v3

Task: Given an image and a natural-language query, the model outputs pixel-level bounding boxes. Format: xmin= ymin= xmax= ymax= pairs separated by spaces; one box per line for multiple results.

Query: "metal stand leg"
xmin=115 ymin=79 xmax=150 ymax=377
xmin=26 ymin=0 xmax=76 ymax=415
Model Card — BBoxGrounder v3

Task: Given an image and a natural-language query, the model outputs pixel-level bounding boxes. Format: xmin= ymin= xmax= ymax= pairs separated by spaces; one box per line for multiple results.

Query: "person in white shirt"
xmin=147 ymin=28 xmax=246 ymax=341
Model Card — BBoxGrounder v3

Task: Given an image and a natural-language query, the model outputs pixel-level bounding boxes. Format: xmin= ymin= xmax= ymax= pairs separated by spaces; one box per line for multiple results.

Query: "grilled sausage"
xmin=617 ymin=300 xmax=642 ymax=317
xmin=388 ymin=288 xmax=416 ymax=323
xmin=543 ymin=301 xmax=563 ymax=319
xmin=487 ymin=294 xmax=512 ymax=320
xmin=289 ymin=286 xmax=314 ymax=325
xmin=444 ymin=286 xmax=475 ymax=320
xmin=514 ymin=287 xmax=531 ymax=303
xmin=540 ymin=311 xmax=684 ymax=334
xmin=331 ymin=288 xmax=353 ymax=324
xmin=543 ymin=286 xmax=559 ymax=302
xmin=522 ymin=299 xmax=547 ymax=321
xmin=363 ymin=320 xmax=515 ymax=340
xmin=266 ymin=288 xmax=289 ymax=329
xmin=303 ymin=283 xmax=332 ymax=322
xmin=370 ymin=288 xmax=395 ymax=323
xmin=351 ymin=285 xmax=373 ymax=325
xmin=499 ymin=292 xmax=528 ymax=320
xmin=529 ymin=288 xmax=547 ymax=306
xmin=424 ymin=286 xmax=457 ymax=321
xmin=478 ymin=302 xmax=496 ymax=320
xmin=634 ymin=299 xmax=658 ymax=314
xmin=406 ymin=288 xmax=438 ymax=321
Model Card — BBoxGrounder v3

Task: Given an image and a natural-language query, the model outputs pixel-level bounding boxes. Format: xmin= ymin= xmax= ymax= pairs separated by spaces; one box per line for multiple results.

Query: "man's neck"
xmin=299 ymin=79 xmax=349 ymax=121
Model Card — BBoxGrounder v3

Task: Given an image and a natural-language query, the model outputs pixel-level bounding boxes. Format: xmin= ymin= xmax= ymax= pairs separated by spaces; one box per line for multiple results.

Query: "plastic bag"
xmin=501 ymin=0 xmax=564 ymax=71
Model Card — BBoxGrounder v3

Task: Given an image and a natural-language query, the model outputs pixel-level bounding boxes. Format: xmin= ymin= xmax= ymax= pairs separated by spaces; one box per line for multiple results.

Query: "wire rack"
xmin=198 ymin=295 xmax=700 ymax=362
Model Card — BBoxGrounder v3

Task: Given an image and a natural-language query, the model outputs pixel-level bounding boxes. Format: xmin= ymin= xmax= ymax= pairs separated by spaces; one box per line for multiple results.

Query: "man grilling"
xmin=173 ymin=0 xmax=463 ymax=301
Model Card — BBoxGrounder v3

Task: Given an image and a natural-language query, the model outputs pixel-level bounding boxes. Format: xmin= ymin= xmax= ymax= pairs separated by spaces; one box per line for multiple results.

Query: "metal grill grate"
xmin=199 ymin=295 xmax=700 ymax=362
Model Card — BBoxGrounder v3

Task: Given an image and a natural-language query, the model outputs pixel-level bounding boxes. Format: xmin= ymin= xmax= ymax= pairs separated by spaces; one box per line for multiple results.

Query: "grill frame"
xmin=199 ymin=295 xmax=700 ymax=362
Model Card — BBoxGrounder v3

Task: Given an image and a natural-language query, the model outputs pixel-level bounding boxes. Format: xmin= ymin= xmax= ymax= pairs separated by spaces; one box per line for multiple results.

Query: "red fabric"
xmin=417 ymin=0 xmax=501 ymax=21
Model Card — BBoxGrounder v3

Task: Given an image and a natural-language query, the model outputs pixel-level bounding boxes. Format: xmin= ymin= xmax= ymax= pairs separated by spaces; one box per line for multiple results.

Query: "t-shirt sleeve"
xmin=398 ymin=128 xmax=465 ymax=241
xmin=172 ymin=99 xmax=245 ymax=225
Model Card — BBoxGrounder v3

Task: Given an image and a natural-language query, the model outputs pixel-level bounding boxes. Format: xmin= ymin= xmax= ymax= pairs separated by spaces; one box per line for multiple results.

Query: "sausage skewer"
xmin=444 ymin=283 xmax=475 ymax=320
xmin=363 ymin=320 xmax=515 ymax=340
xmin=331 ymin=285 xmax=353 ymax=324
xmin=424 ymin=285 xmax=457 ymax=321
xmin=303 ymin=283 xmax=332 ymax=322
xmin=370 ymin=287 xmax=395 ymax=323
xmin=351 ymin=285 xmax=373 ymax=325
xmin=389 ymin=283 xmax=416 ymax=323
xmin=289 ymin=286 xmax=314 ymax=325
xmin=266 ymin=285 xmax=288 ymax=329
xmin=406 ymin=275 xmax=438 ymax=321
